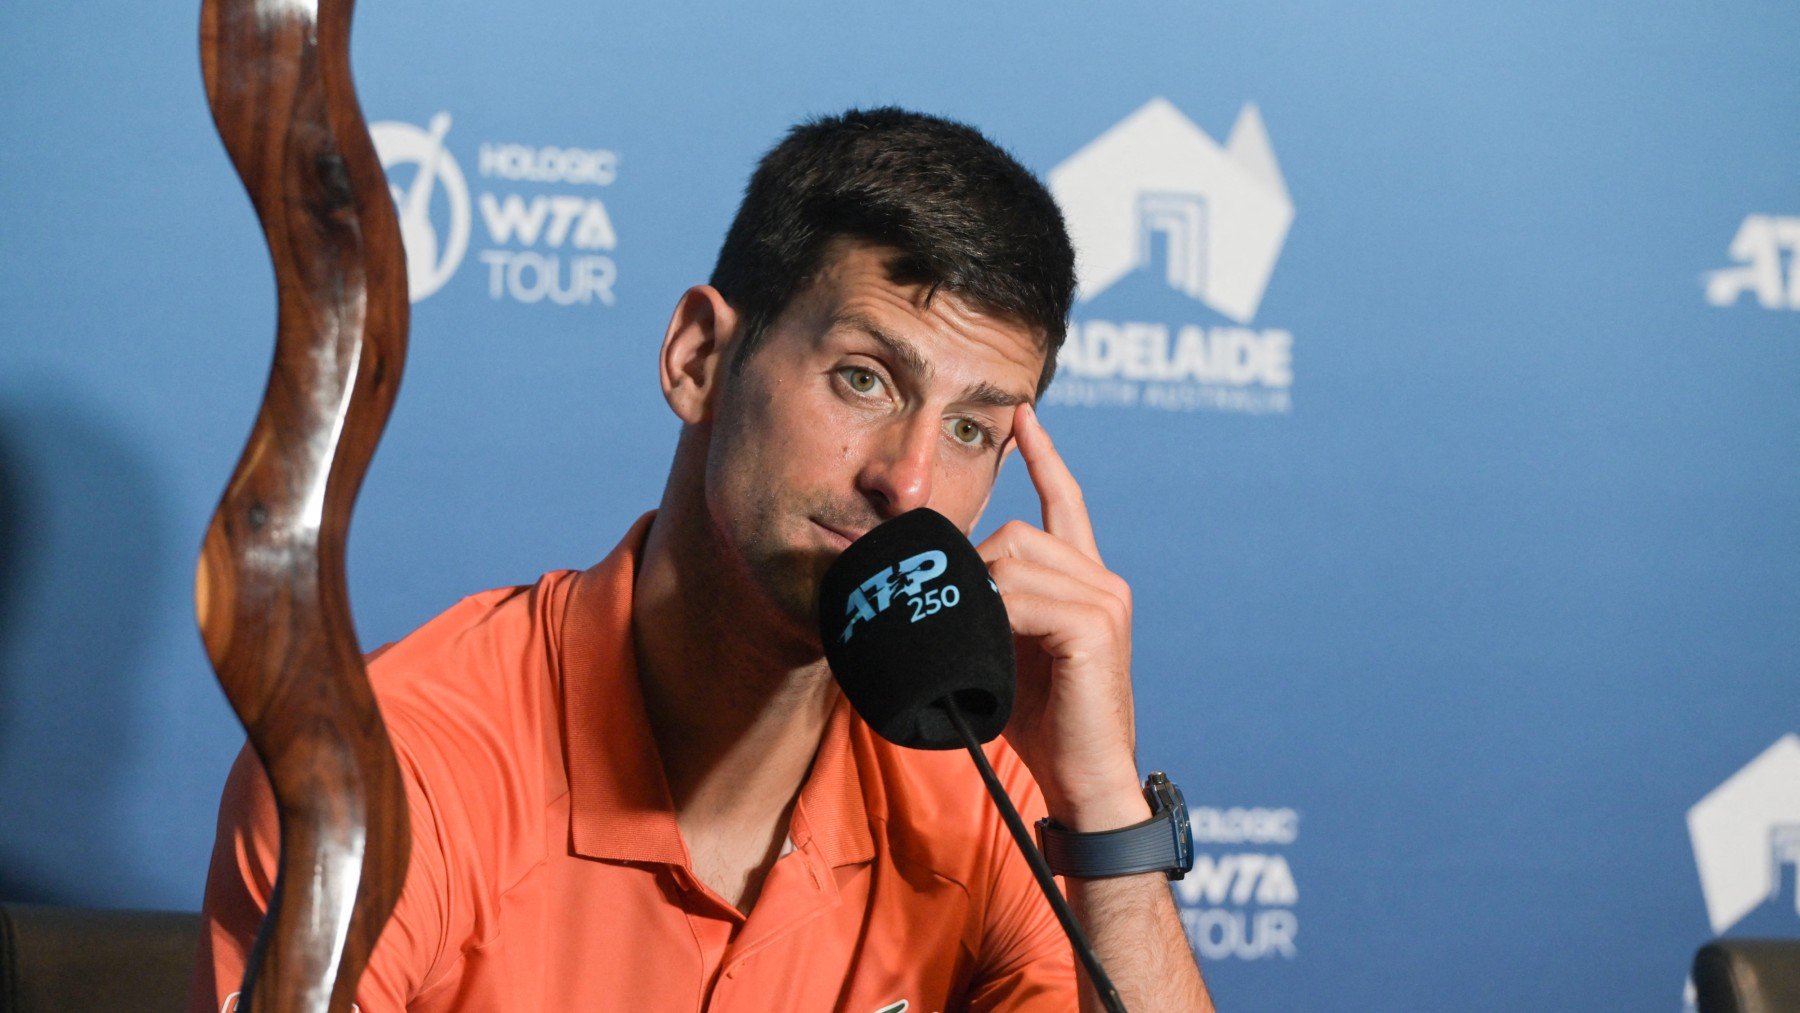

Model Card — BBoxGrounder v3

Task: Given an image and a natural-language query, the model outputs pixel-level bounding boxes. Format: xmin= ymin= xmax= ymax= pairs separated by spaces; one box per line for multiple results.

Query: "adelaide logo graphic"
xmin=1047 ymin=98 xmax=1296 ymax=415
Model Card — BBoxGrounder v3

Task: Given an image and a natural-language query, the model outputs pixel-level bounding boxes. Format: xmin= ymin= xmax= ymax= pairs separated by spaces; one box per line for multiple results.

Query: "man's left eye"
xmin=948 ymin=418 xmax=990 ymax=448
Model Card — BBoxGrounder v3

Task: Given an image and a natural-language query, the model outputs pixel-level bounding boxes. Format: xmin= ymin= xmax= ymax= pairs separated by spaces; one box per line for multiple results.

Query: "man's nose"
xmin=856 ymin=413 xmax=937 ymax=519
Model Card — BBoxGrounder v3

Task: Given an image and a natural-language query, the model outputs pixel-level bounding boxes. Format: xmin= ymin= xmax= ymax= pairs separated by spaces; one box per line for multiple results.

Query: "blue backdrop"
xmin=2 ymin=2 xmax=1796 ymax=1009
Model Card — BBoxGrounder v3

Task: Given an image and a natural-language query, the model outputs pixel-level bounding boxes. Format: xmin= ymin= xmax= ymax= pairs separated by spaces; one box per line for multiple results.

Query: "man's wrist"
xmin=1042 ymin=772 xmax=1152 ymax=832
xmin=1039 ymin=772 xmax=1195 ymax=881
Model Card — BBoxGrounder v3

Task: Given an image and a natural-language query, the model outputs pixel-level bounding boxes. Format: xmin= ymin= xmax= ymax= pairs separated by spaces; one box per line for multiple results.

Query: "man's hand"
xmin=978 ymin=402 xmax=1147 ymax=831
xmin=978 ymin=402 xmax=1214 ymax=1013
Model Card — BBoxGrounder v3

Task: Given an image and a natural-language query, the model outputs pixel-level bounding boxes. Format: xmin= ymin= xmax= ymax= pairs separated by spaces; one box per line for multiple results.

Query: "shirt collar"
xmin=559 ymin=512 xmax=874 ymax=869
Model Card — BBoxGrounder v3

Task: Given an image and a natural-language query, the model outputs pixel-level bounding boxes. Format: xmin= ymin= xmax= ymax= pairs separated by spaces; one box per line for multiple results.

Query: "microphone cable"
xmin=942 ymin=703 xmax=1129 ymax=1013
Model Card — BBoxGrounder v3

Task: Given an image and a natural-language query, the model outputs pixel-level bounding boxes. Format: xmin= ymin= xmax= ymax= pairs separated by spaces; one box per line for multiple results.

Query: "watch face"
xmin=1170 ymin=786 xmax=1194 ymax=875
xmin=1148 ymin=773 xmax=1195 ymax=877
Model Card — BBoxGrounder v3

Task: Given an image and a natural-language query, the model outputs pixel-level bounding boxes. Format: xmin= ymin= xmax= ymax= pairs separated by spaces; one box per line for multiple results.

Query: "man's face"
xmin=702 ymin=241 xmax=1045 ymax=634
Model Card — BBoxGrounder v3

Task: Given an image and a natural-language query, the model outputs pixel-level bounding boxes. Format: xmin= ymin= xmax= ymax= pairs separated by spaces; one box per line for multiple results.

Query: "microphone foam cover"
xmin=818 ymin=507 xmax=1014 ymax=749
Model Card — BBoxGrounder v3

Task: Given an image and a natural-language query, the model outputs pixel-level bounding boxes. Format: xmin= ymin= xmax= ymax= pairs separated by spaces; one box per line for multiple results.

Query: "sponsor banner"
xmin=1174 ymin=804 xmax=1300 ymax=962
xmin=1689 ymin=734 xmax=1800 ymax=936
xmin=1682 ymin=734 xmax=1800 ymax=1010
xmin=371 ymin=112 xmax=621 ymax=307
xmin=1048 ymin=98 xmax=1296 ymax=416
xmin=1704 ymin=215 xmax=1800 ymax=310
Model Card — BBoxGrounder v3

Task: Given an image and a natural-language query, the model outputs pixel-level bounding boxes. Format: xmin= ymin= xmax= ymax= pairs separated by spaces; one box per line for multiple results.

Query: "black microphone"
xmin=817 ymin=507 xmax=1129 ymax=1013
xmin=817 ymin=506 xmax=1013 ymax=749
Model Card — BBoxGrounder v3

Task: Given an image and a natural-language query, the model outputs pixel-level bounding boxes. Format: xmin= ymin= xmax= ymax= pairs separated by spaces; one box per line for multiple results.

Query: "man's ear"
xmin=659 ymin=285 xmax=739 ymax=424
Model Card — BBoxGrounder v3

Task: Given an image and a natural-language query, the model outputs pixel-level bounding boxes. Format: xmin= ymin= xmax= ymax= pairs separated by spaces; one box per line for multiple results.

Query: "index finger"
xmin=1012 ymin=402 xmax=1103 ymax=564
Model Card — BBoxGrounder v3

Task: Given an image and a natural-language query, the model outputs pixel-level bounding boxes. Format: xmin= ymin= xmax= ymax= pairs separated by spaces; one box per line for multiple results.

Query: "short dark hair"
xmin=709 ymin=107 xmax=1075 ymax=396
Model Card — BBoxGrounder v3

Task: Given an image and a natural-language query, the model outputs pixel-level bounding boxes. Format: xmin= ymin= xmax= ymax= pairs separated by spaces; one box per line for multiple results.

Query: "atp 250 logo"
xmin=371 ymin=112 xmax=619 ymax=307
xmin=838 ymin=550 xmax=954 ymax=643
xmin=1048 ymin=98 xmax=1296 ymax=416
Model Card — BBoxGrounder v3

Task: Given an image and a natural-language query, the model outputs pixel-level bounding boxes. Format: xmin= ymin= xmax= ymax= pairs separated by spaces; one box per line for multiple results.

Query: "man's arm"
xmin=1054 ymin=793 xmax=1211 ymax=1012
xmin=979 ymin=402 xmax=1213 ymax=1012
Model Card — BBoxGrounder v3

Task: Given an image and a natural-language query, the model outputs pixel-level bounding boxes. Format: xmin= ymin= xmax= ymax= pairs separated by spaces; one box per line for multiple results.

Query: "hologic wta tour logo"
xmin=372 ymin=114 xmax=471 ymax=302
xmin=371 ymin=111 xmax=619 ymax=306
xmin=1173 ymin=804 xmax=1300 ymax=961
xmin=1047 ymin=98 xmax=1295 ymax=415
xmin=1704 ymin=215 xmax=1800 ymax=311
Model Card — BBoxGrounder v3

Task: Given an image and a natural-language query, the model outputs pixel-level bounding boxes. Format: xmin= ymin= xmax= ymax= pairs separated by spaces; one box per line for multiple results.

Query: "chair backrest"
xmin=1694 ymin=939 xmax=1800 ymax=1013
xmin=0 ymin=903 xmax=201 ymax=1013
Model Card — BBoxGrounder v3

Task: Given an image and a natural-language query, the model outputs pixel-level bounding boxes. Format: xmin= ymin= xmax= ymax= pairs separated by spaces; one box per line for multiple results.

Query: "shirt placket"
xmin=706 ymin=844 xmax=842 ymax=1010
xmin=662 ymin=864 xmax=745 ymax=1011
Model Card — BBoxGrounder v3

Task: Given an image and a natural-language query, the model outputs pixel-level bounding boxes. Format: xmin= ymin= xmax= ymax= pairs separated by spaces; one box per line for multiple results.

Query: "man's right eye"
xmin=841 ymin=367 xmax=883 ymax=394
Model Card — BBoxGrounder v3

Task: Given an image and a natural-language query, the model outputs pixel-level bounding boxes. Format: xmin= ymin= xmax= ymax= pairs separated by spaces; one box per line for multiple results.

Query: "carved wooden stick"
xmin=197 ymin=0 xmax=411 ymax=1008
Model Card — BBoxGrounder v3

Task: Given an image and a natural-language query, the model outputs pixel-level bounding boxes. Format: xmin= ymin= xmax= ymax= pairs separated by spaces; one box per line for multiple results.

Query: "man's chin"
xmin=746 ymin=544 xmax=838 ymax=645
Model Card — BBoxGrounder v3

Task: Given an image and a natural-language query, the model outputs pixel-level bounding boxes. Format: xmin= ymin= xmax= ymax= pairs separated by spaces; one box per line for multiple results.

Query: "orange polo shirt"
xmin=191 ymin=513 xmax=1076 ymax=1011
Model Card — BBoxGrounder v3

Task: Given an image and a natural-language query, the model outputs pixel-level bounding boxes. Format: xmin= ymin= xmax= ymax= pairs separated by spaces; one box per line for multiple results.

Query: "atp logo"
xmin=371 ymin=111 xmax=620 ymax=307
xmin=372 ymin=113 xmax=471 ymax=303
xmin=1688 ymin=734 xmax=1800 ymax=935
xmin=839 ymin=550 xmax=952 ymax=643
xmin=1704 ymin=215 xmax=1800 ymax=310
xmin=1047 ymin=99 xmax=1297 ymax=415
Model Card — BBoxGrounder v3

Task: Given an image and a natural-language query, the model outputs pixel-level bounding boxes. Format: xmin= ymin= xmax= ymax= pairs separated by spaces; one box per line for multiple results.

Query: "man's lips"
xmin=812 ymin=519 xmax=865 ymax=550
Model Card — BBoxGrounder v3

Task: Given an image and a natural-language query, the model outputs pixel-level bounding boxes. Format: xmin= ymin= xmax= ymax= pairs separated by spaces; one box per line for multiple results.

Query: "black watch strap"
xmin=1035 ymin=772 xmax=1193 ymax=880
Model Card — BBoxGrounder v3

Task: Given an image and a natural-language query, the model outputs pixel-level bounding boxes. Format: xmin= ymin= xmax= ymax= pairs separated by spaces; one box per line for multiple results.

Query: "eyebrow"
xmin=838 ymin=312 xmax=932 ymax=380
xmin=835 ymin=311 xmax=1034 ymax=410
xmin=959 ymin=380 xmax=1031 ymax=409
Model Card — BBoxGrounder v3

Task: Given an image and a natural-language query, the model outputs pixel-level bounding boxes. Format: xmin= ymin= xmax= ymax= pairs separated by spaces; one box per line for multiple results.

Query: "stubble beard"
xmin=725 ymin=484 xmax=872 ymax=644
xmin=701 ymin=362 xmax=879 ymax=657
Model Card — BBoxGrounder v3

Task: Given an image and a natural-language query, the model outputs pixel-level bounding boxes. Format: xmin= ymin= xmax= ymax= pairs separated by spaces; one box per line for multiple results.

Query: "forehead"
xmin=776 ymin=241 xmax=1046 ymax=396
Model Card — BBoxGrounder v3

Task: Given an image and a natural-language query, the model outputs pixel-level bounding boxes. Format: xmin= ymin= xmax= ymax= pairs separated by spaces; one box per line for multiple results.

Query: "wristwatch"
xmin=1035 ymin=772 xmax=1194 ymax=880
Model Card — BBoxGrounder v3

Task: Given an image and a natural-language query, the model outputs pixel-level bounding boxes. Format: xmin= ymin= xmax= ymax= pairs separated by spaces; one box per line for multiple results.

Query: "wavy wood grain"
xmin=198 ymin=0 xmax=411 ymax=1008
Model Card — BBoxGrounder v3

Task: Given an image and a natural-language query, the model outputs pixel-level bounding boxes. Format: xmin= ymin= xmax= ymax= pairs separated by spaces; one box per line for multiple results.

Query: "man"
xmin=193 ymin=108 xmax=1213 ymax=1012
